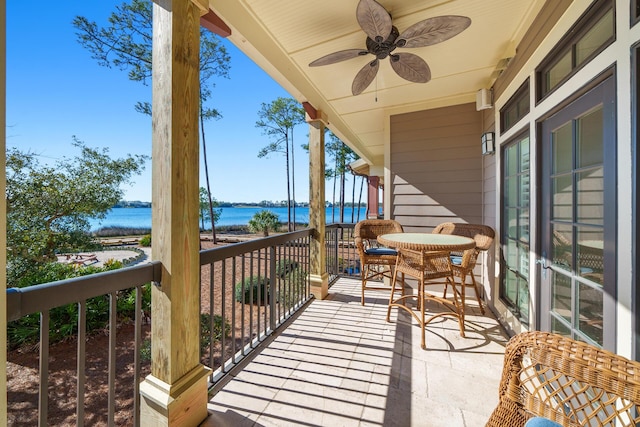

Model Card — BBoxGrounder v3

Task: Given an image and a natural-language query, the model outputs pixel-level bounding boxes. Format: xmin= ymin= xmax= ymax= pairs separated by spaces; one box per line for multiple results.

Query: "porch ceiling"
xmin=207 ymin=0 xmax=544 ymax=167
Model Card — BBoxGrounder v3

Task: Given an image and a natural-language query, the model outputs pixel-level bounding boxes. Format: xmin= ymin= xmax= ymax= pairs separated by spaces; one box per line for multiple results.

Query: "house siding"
xmin=390 ymin=103 xmax=483 ymax=232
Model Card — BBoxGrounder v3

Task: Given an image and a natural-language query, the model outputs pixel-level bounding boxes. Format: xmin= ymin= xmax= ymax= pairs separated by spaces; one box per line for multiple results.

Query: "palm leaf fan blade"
xmin=352 ymin=59 xmax=379 ymax=95
xmin=356 ymin=0 xmax=392 ymax=42
xmin=397 ymin=16 xmax=471 ymax=48
xmin=309 ymin=49 xmax=368 ymax=67
xmin=390 ymin=53 xmax=431 ymax=83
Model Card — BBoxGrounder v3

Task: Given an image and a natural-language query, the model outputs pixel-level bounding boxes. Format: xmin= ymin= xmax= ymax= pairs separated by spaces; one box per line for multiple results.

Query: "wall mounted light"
xmin=481 ymin=132 xmax=495 ymax=155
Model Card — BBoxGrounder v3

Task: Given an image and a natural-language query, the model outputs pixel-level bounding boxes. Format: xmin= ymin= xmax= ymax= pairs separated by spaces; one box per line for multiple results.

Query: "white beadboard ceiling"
xmin=208 ymin=0 xmax=545 ymax=167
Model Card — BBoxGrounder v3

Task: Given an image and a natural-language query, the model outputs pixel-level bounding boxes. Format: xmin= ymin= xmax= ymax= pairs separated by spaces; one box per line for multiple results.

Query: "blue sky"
xmin=6 ymin=1 xmax=344 ymax=203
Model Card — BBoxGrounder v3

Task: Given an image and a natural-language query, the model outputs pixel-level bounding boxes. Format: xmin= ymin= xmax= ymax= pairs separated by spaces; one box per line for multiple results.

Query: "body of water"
xmin=89 ymin=206 xmax=368 ymax=231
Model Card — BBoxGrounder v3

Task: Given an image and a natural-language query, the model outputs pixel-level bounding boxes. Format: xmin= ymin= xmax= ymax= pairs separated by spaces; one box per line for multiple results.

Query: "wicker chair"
xmin=354 ymin=219 xmax=404 ymax=305
xmin=432 ymin=222 xmax=495 ymax=314
xmin=487 ymin=331 xmax=640 ymax=427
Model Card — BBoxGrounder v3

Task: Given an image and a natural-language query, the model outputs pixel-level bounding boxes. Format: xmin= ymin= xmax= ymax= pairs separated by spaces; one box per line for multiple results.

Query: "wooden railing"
xmin=6 ymin=226 xmax=357 ymax=425
xmin=325 ymin=223 xmax=359 ymax=284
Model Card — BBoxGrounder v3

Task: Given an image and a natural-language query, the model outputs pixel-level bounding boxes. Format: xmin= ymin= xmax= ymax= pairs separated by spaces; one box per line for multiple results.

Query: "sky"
xmin=6 ymin=1 xmax=357 ymax=204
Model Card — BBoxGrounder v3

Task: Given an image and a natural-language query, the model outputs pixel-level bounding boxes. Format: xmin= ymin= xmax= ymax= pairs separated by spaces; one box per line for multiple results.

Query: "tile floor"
xmin=202 ymin=277 xmax=510 ymax=427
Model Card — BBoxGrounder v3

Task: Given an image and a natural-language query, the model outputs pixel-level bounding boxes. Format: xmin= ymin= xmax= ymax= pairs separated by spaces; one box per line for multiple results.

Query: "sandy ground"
xmin=56 ymin=247 xmax=151 ymax=267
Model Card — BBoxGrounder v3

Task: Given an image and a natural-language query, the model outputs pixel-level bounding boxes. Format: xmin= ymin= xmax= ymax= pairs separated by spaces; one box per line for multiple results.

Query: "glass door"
xmin=540 ymin=75 xmax=616 ymax=350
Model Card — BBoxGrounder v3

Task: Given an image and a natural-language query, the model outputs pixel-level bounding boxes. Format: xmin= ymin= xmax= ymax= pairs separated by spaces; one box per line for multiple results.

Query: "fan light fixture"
xmin=309 ymin=0 xmax=471 ymax=96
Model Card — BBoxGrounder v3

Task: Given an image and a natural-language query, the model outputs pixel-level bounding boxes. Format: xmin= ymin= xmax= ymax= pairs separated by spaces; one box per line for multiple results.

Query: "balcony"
xmin=7 ymin=225 xmax=507 ymax=426
xmin=205 ymin=277 xmax=507 ymax=426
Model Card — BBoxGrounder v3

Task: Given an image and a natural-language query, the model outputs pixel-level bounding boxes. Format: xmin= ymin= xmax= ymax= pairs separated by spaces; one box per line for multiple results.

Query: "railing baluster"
xmin=269 ymin=246 xmax=276 ymax=332
xmin=259 ymin=248 xmax=265 ymax=337
xmin=39 ymin=311 xmax=50 ymax=427
xmin=134 ymin=285 xmax=142 ymax=427
xmin=209 ymin=261 xmax=215 ymax=375
xmin=249 ymin=251 xmax=255 ymax=347
xmin=231 ymin=256 xmax=237 ymax=361
xmin=108 ymin=292 xmax=117 ymax=427
xmin=221 ymin=261 xmax=226 ymax=372
xmin=77 ymin=300 xmax=86 ymax=427
xmin=240 ymin=254 xmax=246 ymax=355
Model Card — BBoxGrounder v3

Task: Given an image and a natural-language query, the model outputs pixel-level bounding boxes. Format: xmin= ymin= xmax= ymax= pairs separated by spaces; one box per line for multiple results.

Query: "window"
xmin=500 ymin=79 xmax=530 ymax=134
xmin=501 ymin=132 xmax=530 ymax=325
xmin=537 ymin=0 xmax=614 ymax=100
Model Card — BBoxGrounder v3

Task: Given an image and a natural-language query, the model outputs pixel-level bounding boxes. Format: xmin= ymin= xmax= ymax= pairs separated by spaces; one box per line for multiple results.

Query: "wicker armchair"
xmin=487 ymin=331 xmax=640 ymax=427
xmin=432 ymin=222 xmax=495 ymax=314
xmin=354 ymin=219 xmax=404 ymax=305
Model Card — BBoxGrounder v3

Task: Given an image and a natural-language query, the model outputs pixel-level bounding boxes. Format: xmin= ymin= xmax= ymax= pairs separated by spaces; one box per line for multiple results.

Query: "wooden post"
xmin=307 ymin=111 xmax=329 ymax=299
xmin=367 ymin=176 xmax=380 ymax=219
xmin=0 ymin=0 xmax=7 ymax=420
xmin=139 ymin=1 xmax=210 ymax=425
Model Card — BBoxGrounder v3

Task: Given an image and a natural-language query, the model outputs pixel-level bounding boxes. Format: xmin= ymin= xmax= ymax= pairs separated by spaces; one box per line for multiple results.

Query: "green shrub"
xmin=140 ymin=338 xmax=152 ymax=362
xmin=139 ymin=234 xmax=152 ymax=247
xmin=276 ymin=259 xmax=299 ymax=278
xmin=200 ymin=313 xmax=230 ymax=352
xmin=7 ymin=261 xmax=152 ymax=350
xmin=235 ymin=275 xmax=270 ymax=304
xmin=103 ymin=258 xmax=124 ymax=270
xmin=248 ymin=210 xmax=280 ymax=236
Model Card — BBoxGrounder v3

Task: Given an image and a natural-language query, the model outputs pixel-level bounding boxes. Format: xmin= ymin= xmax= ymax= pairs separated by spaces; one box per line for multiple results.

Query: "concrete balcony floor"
xmin=203 ymin=277 xmax=509 ymax=427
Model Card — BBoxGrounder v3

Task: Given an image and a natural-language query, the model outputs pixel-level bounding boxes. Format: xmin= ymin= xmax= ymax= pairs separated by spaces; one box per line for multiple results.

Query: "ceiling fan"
xmin=309 ymin=0 xmax=471 ymax=96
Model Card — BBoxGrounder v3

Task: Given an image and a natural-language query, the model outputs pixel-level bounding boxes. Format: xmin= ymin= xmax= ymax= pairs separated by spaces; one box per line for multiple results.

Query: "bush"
xmin=276 ymin=258 xmax=299 ymax=278
xmin=248 ymin=210 xmax=280 ymax=236
xmin=138 ymin=312 xmax=228 ymax=363
xmin=235 ymin=275 xmax=270 ymax=304
xmin=200 ymin=313 xmax=230 ymax=351
xmin=7 ymin=261 xmax=152 ymax=350
xmin=139 ymin=234 xmax=151 ymax=247
xmin=93 ymin=226 xmax=151 ymax=237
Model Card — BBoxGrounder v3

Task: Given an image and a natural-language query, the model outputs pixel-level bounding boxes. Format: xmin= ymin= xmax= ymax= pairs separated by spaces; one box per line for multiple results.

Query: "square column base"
xmin=140 ymin=364 xmax=212 ymax=427
xmin=309 ymin=272 xmax=329 ymax=300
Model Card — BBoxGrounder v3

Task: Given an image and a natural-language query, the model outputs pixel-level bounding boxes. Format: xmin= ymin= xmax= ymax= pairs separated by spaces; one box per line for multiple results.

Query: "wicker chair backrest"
xmin=432 ymin=222 xmax=495 ymax=251
xmin=354 ymin=219 xmax=404 ymax=242
xmin=487 ymin=331 xmax=640 ymax=427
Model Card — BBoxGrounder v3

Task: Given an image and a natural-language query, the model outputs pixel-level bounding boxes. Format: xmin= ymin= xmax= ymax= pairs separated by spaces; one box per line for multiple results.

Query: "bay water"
xmin=89 ymin=206 xmax=368 ymax=231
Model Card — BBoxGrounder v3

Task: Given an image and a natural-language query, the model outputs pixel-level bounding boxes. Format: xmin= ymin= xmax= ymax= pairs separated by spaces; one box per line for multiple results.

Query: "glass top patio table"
xmin=377 ymin=233 xmax=476 ymax=251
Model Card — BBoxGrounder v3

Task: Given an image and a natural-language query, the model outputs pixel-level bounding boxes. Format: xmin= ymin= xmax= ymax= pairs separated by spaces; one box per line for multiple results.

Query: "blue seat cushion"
xmin=450 ymin=255 xmax=463 ymax=265
xmin=364 ymin=247 xmax=397 ymax=256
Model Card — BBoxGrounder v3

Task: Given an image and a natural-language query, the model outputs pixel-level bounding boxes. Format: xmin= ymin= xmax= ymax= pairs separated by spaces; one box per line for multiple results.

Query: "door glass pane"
xmin=577 ymin=228 xmax=604 ymax=285
xmin=553 ymin=122 xmax=573 ymax=173
xmin=521 ymin=174 xmax=530 ymax=208
xmin=518 ymin=242 xmax=530 ymax=277
xmin=505 ymin=208 xmax=518 ymax=239
xmin=575 ymin=9 xmax=613 ymax=65
xmin=577 ymin=282 xmax=603 ymax=345
xmin=552 ymin=316 xmax=572 ymax=335
xmin=552 ymin=224 xmax=572 ymax=271
xmin=552 ymin=174 xmax=573 ymax=221
xmin=577 ymin=107 xmax=603 ymax=167
xmin=506 ymin=239 xmax=517 ymax=269
xmin=577 ymin=167 xmax=603 ymax=226
xmin=520 ymin=210 xmax=529 ymax=242
xmin=551 ymin=271 xmax=572 ymax=323
xmin=506 ymin=144 xmax=518 ymax=175
xmin=517 ymin=276 xmax=529 ymax=322
xmin=520 ymin=137 xmax=530 ymax=171
xmin=506 ymin=176 xmax=517 ymax=207
xmin=504 ymin=269 xmax=518 ymax=303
